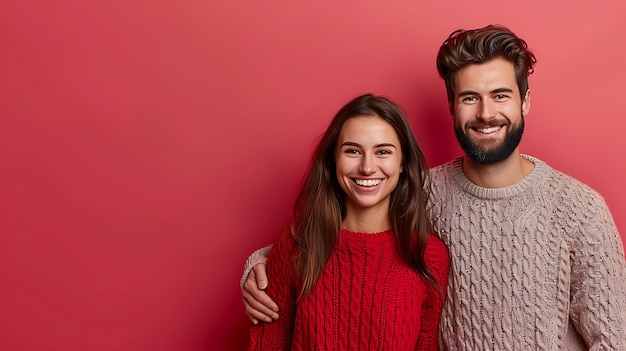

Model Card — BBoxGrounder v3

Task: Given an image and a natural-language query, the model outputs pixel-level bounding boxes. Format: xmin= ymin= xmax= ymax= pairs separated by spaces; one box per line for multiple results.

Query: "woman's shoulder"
xmin=424 ymin=233 xmax=450 ymax=286
xmin=424 ymin=234 xmax=450 ymax=264
xmin=273 ymin=224 xmax=298 ymax=248
xmin=425 ymin=233 xmax=447 ymax=250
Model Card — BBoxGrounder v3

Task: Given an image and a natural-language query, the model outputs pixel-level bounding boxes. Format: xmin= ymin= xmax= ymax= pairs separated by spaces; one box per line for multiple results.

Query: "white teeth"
xmin=476 ymin=126 xmax=501 ymax=133
xmin=355 ymin=179 xmax=382 ymax=187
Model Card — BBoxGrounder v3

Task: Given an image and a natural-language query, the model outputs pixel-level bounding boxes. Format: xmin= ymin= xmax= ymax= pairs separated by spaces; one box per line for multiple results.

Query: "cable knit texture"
xmin=248 ymin=228 xmax=450 ymax=351
xmin=429 ymin=155 xmax=626 ymax=350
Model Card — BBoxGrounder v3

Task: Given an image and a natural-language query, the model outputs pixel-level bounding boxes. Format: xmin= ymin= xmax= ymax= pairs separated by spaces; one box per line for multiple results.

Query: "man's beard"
xmin=454 ymin=117 xmax=524 ymax=164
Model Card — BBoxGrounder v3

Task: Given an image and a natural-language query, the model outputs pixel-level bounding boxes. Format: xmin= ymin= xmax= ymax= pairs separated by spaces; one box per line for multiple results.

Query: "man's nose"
xmin=477 ymin=100 xmax=496 ymax=120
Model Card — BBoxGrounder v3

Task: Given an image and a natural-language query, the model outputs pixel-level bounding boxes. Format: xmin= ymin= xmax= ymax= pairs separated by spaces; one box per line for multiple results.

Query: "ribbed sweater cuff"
xmin=240 ymin=245 xmax=272 ymax=289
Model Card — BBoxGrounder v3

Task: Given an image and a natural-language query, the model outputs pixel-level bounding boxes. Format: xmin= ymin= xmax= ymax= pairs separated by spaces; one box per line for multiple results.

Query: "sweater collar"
xmin=339 ymin=228 xmax=394 ymax=242
xmin=451 ymin=154 xmax=549 ymax=199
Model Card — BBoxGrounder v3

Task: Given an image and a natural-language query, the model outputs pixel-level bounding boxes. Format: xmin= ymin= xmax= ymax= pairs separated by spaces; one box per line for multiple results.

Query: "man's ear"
xmin=522 ymin=90 xmax=531 ymax=117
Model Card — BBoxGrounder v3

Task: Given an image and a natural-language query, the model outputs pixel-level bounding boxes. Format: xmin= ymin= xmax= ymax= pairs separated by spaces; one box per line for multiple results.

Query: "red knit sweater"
xmin=248 ymin=228 xmax=450 ymax=351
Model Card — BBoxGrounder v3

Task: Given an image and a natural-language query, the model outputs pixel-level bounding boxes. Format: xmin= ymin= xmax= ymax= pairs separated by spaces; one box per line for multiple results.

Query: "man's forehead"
xmin=454 ymin=59 xmax=518 ymax=94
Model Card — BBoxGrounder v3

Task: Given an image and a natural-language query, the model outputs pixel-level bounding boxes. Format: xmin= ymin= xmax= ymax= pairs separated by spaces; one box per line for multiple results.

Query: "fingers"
xmin=247 ymin=269 xmax=279 ymax=311
xmin=252 ymin=264 xmax=268 ymax=289
xmin=241 ymin=268 xmax=280 ymax=323
xmin=243 ymin=288 xmax=279 ymax=323
xmin=240 ymin=260 xmax=280 ymax=324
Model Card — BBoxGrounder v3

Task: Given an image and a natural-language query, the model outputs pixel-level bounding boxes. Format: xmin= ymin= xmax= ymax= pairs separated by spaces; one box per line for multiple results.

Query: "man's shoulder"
xmin=430 ymin=157 xmax=460 ymax=172
xmin=429 ymin=157 xmax=461 ymax=182
xmin=536 ymin=158 xmax=598 ymax=191
xmin=532 ymin=156 xmax=607 ymax=207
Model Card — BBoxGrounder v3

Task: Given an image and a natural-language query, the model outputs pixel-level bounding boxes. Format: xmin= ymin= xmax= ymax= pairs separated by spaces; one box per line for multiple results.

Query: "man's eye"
xmin=495 ymin=94 xmax=508 ymax=100
xmin=462 ymin=96 xmax=478 ymax=103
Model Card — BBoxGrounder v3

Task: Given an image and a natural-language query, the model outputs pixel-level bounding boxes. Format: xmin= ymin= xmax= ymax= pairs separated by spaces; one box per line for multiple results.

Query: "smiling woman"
xmin=248 ymin=94 xmax=450 ymax=350
xmin=335 ymin=115 xmax=403 ymax=231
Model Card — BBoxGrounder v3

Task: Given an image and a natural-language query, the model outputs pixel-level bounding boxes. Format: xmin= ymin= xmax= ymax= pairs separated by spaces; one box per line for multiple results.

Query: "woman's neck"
xmin=342 ymin=204 xmax=391 ymax=233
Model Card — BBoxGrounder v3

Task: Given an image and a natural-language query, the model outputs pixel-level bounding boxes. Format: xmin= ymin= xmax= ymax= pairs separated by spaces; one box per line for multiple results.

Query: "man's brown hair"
xmin=436 ymin=25 xmax=537 ymax=111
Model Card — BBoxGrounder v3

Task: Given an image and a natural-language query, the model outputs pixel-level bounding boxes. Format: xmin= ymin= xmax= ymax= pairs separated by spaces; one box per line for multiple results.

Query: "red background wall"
xmin=1 ymin=1 xmax=625 ymax=350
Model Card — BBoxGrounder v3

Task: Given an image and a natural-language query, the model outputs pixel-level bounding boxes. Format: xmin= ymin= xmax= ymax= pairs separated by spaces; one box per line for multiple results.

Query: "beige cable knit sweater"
xmin=243 ymin=155 xmax=626 ymax=350
xmin=430 ymin=155 xmax=626 ymax=350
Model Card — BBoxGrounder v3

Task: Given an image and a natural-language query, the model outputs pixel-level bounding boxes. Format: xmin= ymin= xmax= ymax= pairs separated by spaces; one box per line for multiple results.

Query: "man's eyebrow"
xmin=457 ymin=90 xmax=478 ymax=98
xmin=457 ymin=87 xmax=515 ymax=97
xmin=491 ymin=87 xmax=514 ymax=94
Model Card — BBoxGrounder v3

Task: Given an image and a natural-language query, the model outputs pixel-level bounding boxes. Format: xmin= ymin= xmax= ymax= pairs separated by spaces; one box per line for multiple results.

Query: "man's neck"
xmin=461 ymin=151 xmax=535 ymax=188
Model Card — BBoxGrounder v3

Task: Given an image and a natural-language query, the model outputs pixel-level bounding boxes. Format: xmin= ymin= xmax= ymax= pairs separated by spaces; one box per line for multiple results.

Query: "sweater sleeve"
xmin=248 ymin=227 xmax=298 ymax=351
xmin=568 ymin=194 xmax=626 ymax=349
xmin=415 ymin=234 xmax=450 ymax=351
xmin=241 ymin=245 xmax=273 ymax=289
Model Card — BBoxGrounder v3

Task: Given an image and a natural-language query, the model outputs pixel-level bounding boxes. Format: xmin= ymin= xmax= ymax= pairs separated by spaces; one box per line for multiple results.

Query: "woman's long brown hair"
xmin=291 ymin=94 xmax=441 ymax=299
